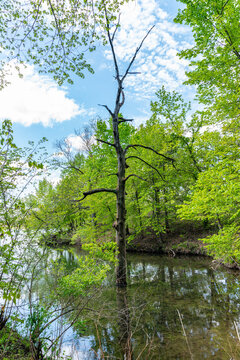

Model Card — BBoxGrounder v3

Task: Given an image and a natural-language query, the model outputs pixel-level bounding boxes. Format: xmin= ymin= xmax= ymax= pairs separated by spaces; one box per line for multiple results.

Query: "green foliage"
xmin=58 ymin=257 xmax=109 ymax=297
xmin=0 ymin=0 xmax=130 ymax=86
xmin=25 ymin=304 xmax=50 ymax=356
xmin=203 ymin=225 xmax=240 ymax=264
xmin=178 ymin=159 xmax=240 ymax=224
xmin=82 ymin=240 xmax=118 ymax=263
xmin=17 ymin=245 xmax=113 ymax=359
xmin=178 ymin=123 xmax=240 ymax=264
xmin=125 ymin=87 xmax=203 ymax=238
xmin=29 ymin=91 xmax=207 ymax=250
xmin=175 ymin=0 xmax=240 ymax=121
xmin=0 ymin=120 xmax=47 ymax=329
xmin=0 ymin=325 xmax=30 ymax=359
xmin=25 ymin=86 xmax=240 ymax=269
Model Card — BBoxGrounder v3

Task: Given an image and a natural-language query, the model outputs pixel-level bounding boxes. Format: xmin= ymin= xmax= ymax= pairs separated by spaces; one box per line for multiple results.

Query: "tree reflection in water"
xmin=35 ymin=251 xmax=240 ymax=359
xmin=116 ymin=287 xmax=132 ymax=360
xmin=76 ymin=254 xmax=240 ymax=359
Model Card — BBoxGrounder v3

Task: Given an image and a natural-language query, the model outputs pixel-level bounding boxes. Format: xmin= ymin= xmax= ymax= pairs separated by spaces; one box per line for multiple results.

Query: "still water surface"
xmin=55 ymin=252 xmax=240 ymax=360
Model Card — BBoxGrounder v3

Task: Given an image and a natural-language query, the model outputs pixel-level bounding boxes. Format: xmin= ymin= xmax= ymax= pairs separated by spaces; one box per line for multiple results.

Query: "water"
xmin=57 ymin=253 xmax=240 ymax=360
xmin=17 ymin=250 xmax=240 ymax=359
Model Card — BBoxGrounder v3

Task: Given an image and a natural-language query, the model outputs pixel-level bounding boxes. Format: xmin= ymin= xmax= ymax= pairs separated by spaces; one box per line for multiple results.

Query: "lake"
xmin=45 ymin=251 xmax=240 ymax=360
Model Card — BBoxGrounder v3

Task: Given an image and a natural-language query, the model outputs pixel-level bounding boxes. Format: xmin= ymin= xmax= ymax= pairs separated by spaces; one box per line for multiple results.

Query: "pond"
xmin=51 ymin=251 xmax=240 ymax=360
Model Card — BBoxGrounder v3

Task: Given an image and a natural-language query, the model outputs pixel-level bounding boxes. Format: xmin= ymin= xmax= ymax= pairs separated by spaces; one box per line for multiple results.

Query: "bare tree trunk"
xmin=113 ymin=117 xmax=127 ymax=286
xmin=79 ymin=13 xmax=173 ymax=288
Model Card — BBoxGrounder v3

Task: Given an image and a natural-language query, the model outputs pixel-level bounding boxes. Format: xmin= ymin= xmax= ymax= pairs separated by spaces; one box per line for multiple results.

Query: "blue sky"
xmin=0 ymin=0 xmax=194 ymax=155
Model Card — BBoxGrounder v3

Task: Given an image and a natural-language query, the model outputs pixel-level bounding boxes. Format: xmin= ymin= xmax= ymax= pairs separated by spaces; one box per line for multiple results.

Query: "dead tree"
xmin=80 ymin=7 xmax=174 ymax=287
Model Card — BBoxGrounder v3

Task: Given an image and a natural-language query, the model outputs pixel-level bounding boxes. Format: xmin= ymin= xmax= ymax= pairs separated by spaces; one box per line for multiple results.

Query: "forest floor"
xmin=127 ymin=223 xmax=214 ymax=257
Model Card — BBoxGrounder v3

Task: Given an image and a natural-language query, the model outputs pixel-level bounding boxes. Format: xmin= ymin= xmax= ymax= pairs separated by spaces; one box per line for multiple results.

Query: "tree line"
xmin=27 ymin=81 xmax=240 ymax=267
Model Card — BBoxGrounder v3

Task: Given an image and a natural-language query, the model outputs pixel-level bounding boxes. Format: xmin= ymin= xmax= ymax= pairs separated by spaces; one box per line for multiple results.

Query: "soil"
xmin=127 ymin=225 xmax=240 ymax=270
xmin=126 ymin=224 xmax=215 ymax=257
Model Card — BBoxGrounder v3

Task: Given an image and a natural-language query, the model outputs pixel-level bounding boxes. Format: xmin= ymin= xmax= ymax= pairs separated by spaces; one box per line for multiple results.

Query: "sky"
xmin=0 ymin=0 xmax=195 ymax=155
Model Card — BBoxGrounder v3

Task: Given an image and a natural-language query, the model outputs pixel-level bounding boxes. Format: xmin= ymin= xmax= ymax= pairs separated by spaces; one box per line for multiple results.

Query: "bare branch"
xmin=122 ymin=25 xmax=155 ymax=82
xmin=46 ymin=0 xmax=66 ymax=57
xmin=118 ymin=117 xmax=134 ymax=124
xmin=21 ymin=0 xmax=42 ymax=44
xmin=96 ymin=138 xmax=115 ymax=147
xmin=78 ymin=188 xmax=117 ymax=201
xmin=128 ymin=72 xmax=141 ymax=75
xmin=74 ymin=125 xmax=95 ymax=153
xmin=98 ymin=104 xmax=114 ymax=117
xmin=107 ymin=173 xmax=118 ymax=177
xmin=54 ymin=139 xmax=84 ymax=174
xmin=126 ymin=155 xmax=166 ymax=181
xmin=111 ymin=14 xmax=121 ymax=42
xmin=124 ymin=174 xmax=147 ymax=182
xmin=68 ymin=163 xmax=84 ymax=174
xmin=125 ymin=144 xmax=175 ymax=163
xmin=103 ymin=4 xmax=121 ymax=83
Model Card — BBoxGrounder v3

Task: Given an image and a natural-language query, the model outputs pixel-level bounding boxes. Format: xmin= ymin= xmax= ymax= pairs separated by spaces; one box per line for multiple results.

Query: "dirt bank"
xmin=127 ymin=226 xmax=240 ymax=270
xmin=127 ymin=227 xmax=209 ymax=256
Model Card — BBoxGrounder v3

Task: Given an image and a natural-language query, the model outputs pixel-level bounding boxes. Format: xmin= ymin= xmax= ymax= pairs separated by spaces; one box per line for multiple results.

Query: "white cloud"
xmin=133 ymin=115 xmax=149 ymax=127
xmin=66 ymin=134 xmax=96 ymax=151
xmin=0 ymin=61 xmax=81 ymax=127
xmin=104 ymin=0 xmax=193 ymax=99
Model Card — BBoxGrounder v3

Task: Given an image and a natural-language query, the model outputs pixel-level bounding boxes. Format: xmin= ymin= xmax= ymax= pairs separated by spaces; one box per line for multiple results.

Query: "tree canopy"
xmin=0 ymin=0 xmax=129 ymax=86
xmin=175 ymin=0 xmax=240 ymax=122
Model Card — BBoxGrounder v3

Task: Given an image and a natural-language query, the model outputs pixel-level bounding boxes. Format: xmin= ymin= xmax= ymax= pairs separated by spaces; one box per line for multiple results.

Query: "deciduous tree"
xmin=175 ymin=0 xmax=240 ymax=122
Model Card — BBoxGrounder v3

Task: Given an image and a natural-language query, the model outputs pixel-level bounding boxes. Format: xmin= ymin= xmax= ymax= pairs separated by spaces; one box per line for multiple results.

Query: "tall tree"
xmin=79 ymin=11 xmax=174 ymax=287
xmin=174 ymin=0 xmax=240 ymax=122
xmin=177 ymin=121 xmax=240 ymax=265
xmin=125 ymin=87 xmax=205 ymax=239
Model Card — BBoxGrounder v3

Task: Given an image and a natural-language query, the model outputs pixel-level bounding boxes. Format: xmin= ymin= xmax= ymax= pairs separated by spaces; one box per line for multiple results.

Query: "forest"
xmin=1 ymin=0 xmax=240 ymax=359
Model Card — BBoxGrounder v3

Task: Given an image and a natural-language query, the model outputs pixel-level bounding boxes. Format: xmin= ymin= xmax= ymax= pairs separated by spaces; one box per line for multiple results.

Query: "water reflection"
xmin=69 ymin=254 xmax=240 ymax=359
xmin=116 ymin=287 xmax=132 ymax=359
xmin=29 ymin=250 xmax=240 ymax=359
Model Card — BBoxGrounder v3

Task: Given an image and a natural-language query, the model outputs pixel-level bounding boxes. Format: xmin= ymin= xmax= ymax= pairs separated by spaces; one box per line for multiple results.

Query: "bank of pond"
xmin=2 ymin=248 xmax=240 ymax=360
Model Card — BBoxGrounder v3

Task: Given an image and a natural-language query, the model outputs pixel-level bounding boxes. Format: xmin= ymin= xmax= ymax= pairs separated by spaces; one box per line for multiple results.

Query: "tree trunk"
xmin=135 ymin=187 xmax=142 ymax=228
xmin=114 ymin=116 xmax=127 ymax=287
xmin=163 ymin=187 xmax=170 ymax=233
xmin=116 ymin=177 xmax=127 ymax=286
xmin=84 ymin=19 xmax=155 ymax=287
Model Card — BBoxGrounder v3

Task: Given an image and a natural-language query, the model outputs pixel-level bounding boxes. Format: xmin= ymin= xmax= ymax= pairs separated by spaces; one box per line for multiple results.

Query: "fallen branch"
xmin=177 ymin=309 xmax=193 ymax=360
